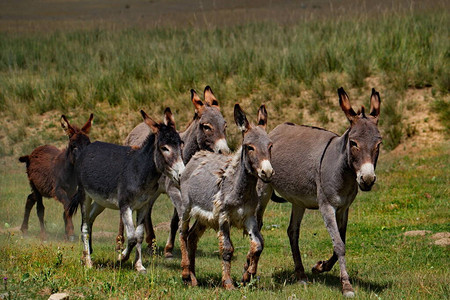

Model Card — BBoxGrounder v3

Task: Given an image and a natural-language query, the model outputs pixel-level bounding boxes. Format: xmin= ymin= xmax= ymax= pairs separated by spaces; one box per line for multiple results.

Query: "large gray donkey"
xmin=117 ymin=86 xmax=229 ymax=257
xmin=257 ymin=88 xmax=382 ymax=297
xmin=178 ymin=104 xmax=273 ymax=289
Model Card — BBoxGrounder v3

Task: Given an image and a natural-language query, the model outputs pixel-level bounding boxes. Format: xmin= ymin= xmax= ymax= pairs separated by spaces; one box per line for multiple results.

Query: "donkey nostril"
xmin=218 ymin=150 xmax=222 ymax=154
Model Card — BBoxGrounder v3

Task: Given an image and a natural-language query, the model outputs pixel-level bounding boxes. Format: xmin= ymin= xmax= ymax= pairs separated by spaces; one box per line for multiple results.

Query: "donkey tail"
xmin=19 ymin=155 xmax=30 ymax=168
xmin=271 ymin=191 xmax=288 ymax=203
xmin=68 ymin=189 xmax=82 ymax=217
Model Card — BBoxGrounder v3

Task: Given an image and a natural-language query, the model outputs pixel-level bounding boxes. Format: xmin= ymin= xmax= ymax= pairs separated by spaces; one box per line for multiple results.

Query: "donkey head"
xmin=234 ymin=104 xmax=274 ymax=183
xmin=60 ymin=113 xmax=94 ymax=164
xmin=141 ymin=108 xmax=185 ymax=185
xmin=191 ymin=86 xmax=229 ymax=154
xmin=339 ymin=87 xmax=382 ymax=191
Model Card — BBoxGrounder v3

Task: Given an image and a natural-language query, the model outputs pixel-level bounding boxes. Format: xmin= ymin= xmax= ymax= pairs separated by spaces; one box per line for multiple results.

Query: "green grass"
xmin=0 ymin=9 xmax=448 ymax=153
xmin=0 ymin=141 xmax=448 ymax=299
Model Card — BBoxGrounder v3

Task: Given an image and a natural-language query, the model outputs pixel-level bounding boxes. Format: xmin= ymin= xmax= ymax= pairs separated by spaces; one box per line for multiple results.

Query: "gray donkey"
xmin=256 ymin=88 xmax=382 ymax=297
xmin=178 ymin=104 xmax=273 ymax=289
xmin=118 ymin=86 xmax=229 ymax=258
xmin=69 ymin=108 xmax=184 ymax=273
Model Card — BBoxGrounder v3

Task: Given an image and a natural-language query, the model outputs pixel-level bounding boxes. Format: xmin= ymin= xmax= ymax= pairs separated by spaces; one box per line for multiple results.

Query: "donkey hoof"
xmin=343 ymin=282 xmax=355 ymax=298
xmin=343 ymin=290 xmax=355 ymax=298
xmin=298 ymin=279 xmax=308 ymax=285
xmin=312 ymin=260 xmax=325 ymax=274
xmin=164 ymin=251 xmax=174 ymax=259
xmin=136 ymin=267 xmax=147 ymax=274
xmin=68 ymin=235 xmax=76 ymax=242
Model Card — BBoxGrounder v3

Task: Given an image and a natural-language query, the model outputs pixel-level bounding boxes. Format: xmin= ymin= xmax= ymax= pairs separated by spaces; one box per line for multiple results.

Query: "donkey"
xmin=18 ymin=114 xmax=93 ymax=241
xmin=118 ymin=86 xmax=229 ymax=258
xmin=69 ymin=108 xmax=184 ymax=273
xmin=178 ymin=104 xmax=273 ymax=289
xmin=256 ymin=88 xmax=381 ymax=297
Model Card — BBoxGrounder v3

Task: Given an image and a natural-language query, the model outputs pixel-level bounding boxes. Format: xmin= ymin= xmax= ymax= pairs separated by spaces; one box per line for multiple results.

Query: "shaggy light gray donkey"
xmin=178 ymin=104 xmax=273 ymax=289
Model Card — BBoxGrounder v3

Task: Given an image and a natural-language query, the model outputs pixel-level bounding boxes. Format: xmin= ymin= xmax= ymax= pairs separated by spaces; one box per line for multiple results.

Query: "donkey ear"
xmin=338 ymin=87 xmax=357 ymax=123
xmin=234 ymin=103 xmax=250 ymax=133
xmin=191 ymin=89 xmax=205 ymax=115
xmin=60 ymin=115 xmax=75 ymax=137
xmin=257 ymin=104 xmax=268 ymax=130
xmin=81 ymin=113 xmax=94 ymax=134
xmin=163 ymin=107 xmax=176 ymax=129
xmin=141 ymin=110 xmax=159 ymax=134
xmin=369 ymin=88 xmax=381 ymax=120
xmin=204 ymin=86 xmax=220 ymax=108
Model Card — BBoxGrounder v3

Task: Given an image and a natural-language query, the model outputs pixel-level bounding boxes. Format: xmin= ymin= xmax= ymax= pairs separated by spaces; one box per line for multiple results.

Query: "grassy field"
xmin=0 ymin=0 xmax=449 ymax=299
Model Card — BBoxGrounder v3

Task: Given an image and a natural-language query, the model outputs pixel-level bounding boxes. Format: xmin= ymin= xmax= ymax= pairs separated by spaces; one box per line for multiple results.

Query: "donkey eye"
xmin=350 ymin=140 xmax=358 ymax=149
xmin=202 ymin=124 xmax=212 ymax=131
xmin=247 ymin=145 xmax=255 ymax=152
xmin=268 ymin=144 xmax=273 ymax=152
xmin=161 ymin=146 xmax=170 ymax=152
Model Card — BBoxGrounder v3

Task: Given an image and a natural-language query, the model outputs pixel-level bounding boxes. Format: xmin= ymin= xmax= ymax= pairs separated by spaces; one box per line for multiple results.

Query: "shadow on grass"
xmin=271 ymin=268 xmax=391 ymax=294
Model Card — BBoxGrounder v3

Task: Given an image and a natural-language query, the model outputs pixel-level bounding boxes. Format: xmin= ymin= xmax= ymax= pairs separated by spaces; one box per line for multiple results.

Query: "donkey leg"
xmin=116 ymin=215 xmax=125 ymax=251
xmin=288 ymin=204 xmax=307 ymax=283
xmin=21 ymin=193 xmax=37 ymax=236
xmin=143 ymin=193 xmax=159 ymax=253
xmin=179 ymin=213 xmax=191 ymax=285
xmin=186 ymin=221 xmax=207 ymax=286
xmin=164 ymin=208 xmax=179 ymax=258
xmin=256 ymin=181 xmax=273 ymax=231
xmin=119 ymin=206 xmax=138 ymax=263
xmin=133 ymin=208 xmax=147 ymax=273
xmin=219 ymin=219 xmax=235 ymax=290
xmin=55 ymin=188 xmax=76 ymax=241
xmin=242 ymin=216 xmax=264 ymax=285
xmin=312 ymin=208 xmax=349 ymax=274
xmin=79 ymin=192 xmax=93 ymax=268
xmin=318 ymin=204 xmax=354 ymax=297
xmin=87 ymin=202 xmax=105 ymax=254
xmin=36 ymin=195 xmax=47 ymax=241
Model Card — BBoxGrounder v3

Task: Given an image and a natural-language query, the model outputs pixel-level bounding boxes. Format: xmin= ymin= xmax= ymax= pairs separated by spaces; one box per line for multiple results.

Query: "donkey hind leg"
xmin=288 ymin=204 xmax=307 ymax=283
xmin=318 ymin=204 xmax=354 ymax=297
xmin=80 ymin=193 xmax=93 ymax=268
xmin=164 ymin=207 xmax=179 ymax=258
xmin=116 ymin=216 xmax=125 ymax=251
xmin=87 ymin=202 xmax=105 ymax=254
xmin=36 ymin=195 xmax=47 ymax=241
xmin=186 ymin=220 xmax=207 ymax=286
xmin=144 ymin=192 xmax=160 ymax=254
xmin=312 ymin=208 xmax=349 ymax=274
xmin=133 ymin=208 xmax=147 ymax=273
xmin=21 ymin=192 xmax=38 ymax=236
xmin=219 ymin=219 xmax=235 ymax=290
xmin=242 ymin=215 xmax=264 ymax=285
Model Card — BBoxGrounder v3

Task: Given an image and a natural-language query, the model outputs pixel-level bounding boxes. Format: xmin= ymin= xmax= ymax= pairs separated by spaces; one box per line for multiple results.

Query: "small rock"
xmin=49 ymin=293 xmax=69 ymax=300
xmin=404 ymin=230 xmax=431 ymax=237
xmin=434 ymin=238 xmax=450 ymax=247
xmin=431 ymin=232 xmax=450 ymax=240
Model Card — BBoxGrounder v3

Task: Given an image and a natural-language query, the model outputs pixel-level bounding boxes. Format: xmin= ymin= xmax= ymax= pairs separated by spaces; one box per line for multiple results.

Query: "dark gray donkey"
xmin=256 ymin=88 xmax=381 ymax=297
xmin=69 ymin=108 xmax=184 ymax=273
xmin=118 ymin=86 xmax=229 ymax=258
xmin=178 ymin=104 xmax=273 ymax=289
xmin=19 ymin=114 xmax=93 ymax=241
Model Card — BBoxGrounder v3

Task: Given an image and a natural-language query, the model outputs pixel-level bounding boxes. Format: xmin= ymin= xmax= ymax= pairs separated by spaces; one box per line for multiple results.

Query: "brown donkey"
xmin=19 ymin=114 xmax=93 ymax=241
xmin=257 ymin=88 xmax=381 ymax=297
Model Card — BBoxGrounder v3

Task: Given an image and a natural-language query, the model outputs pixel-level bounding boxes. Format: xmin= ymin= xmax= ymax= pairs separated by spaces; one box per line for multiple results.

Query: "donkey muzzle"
xmin=357 ymin=163 xmax=376 ymax=191
xmin=169 ymin=160 xmax=185 ymax=186
xmin=258 ymin=159 xmax=274 ymax=183
xmin=214 ymin=138 xmax=230 ymax=154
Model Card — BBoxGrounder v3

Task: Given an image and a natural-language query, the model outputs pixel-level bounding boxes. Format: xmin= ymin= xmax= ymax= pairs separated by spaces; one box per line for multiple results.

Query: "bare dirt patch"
xmin=404 ymin=230 xmax=432 ymax=237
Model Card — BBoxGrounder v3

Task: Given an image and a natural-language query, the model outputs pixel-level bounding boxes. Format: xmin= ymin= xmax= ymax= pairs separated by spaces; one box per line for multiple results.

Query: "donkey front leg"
xmin=318 ymin=204 xmax=354 ymax=297
xmin=242 ymin=216 xmax=264 ymax=285
xmin=218 ymin=219 xmax=235 ymax=290
xmin=288 ymin=204 xmax=308 ymax=283
xmin=133 ymin=208 xmax=147 ymax=273
xmin=55 ymin=188 xmax=76 ymax=241
xmin=312 ymin=207 xmax=349 ymax=274
xmin=118 ymin=207 xmax=137 ymax=263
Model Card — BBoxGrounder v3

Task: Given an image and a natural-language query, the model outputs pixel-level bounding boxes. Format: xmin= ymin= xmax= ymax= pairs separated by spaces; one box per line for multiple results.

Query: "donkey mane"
xmin=285 ymin=122 xmax=339 ymax=135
